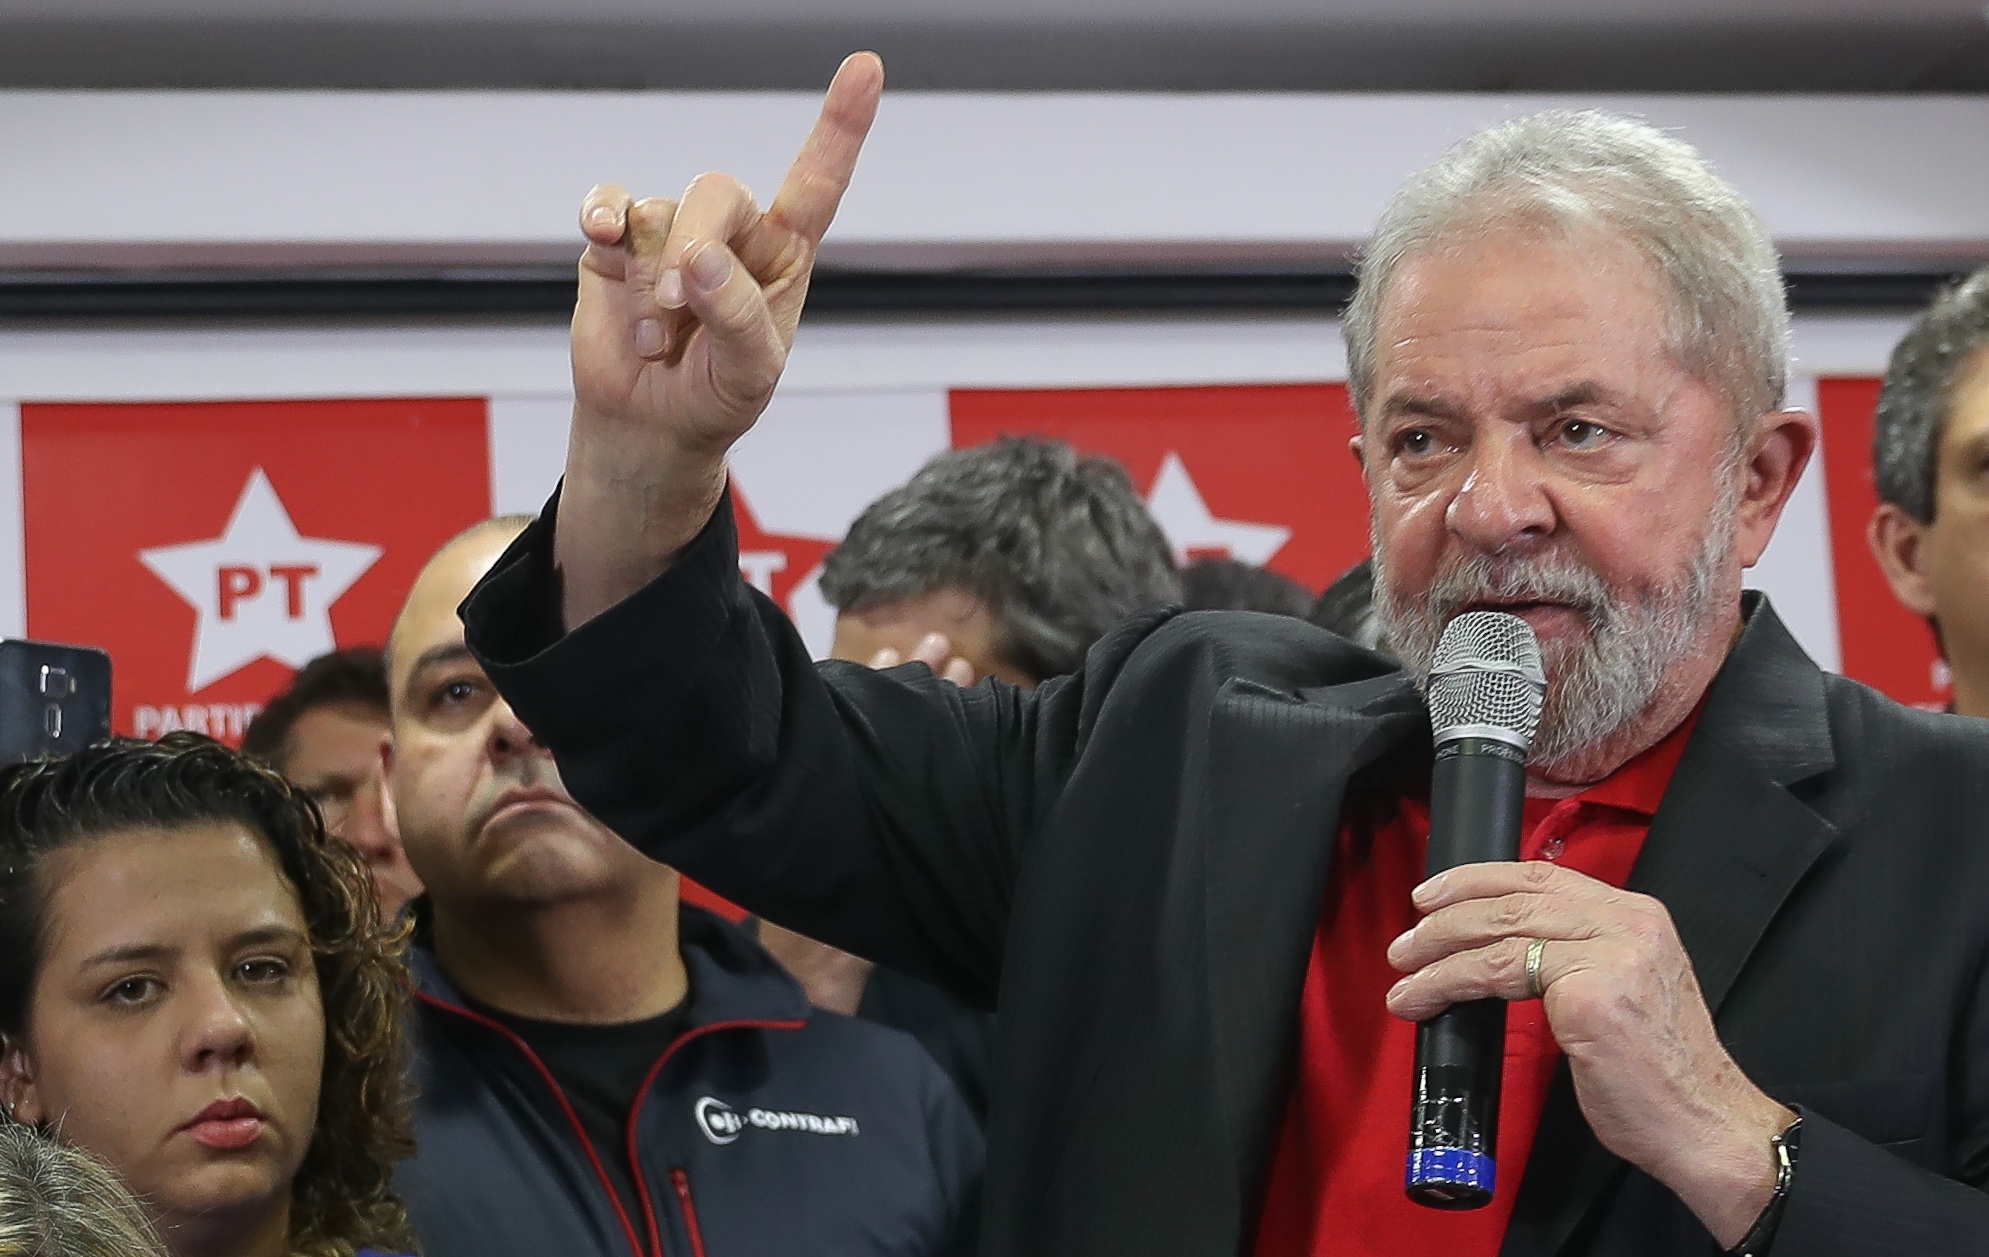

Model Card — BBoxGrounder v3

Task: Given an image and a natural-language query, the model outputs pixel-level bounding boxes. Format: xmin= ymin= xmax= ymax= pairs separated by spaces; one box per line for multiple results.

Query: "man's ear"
xmin=0 ymin=1034 xmax=45 ymax=1126
xmin=1867 ymin=503 xmax=1939 ymax=618
xmin=1736 ymin=409 xmax=1819 ymax=568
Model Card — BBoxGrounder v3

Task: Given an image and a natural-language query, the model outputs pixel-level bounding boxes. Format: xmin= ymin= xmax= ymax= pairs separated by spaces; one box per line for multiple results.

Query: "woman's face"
xmin=1 ymin=822 xmax=325 ymax=1230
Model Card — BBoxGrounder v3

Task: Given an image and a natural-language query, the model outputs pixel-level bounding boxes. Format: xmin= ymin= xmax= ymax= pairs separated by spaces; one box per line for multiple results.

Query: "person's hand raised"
xmin=557 ymin=52 xmax=883 ymax=628
xmin=572 ymin=51 xmax=881 ymax=453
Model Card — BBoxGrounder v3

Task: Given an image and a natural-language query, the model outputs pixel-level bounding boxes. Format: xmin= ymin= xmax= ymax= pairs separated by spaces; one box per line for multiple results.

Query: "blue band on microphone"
xmin=1405 ymin=1146 xmax=1496 ymax=1196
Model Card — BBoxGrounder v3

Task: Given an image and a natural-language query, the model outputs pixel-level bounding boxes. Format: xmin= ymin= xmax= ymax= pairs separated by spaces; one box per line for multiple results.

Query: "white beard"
xmin=1374 ymin=489 xmax=1737 ymax=779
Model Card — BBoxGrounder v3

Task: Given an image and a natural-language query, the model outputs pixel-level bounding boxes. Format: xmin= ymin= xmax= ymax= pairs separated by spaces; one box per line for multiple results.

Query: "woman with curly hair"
xmin=0 ymin=732 xmax=419 ymax=1257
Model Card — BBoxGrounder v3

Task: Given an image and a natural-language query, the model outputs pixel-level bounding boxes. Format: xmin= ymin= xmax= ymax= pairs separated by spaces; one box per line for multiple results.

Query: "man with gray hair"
xmin=820 ymin=435 xmax=1181 ymax=686
xmin=1867 ymin=266 xmax=1989 ymax=717
xmin=463 ymin=55 xmax=1989 ymax=1257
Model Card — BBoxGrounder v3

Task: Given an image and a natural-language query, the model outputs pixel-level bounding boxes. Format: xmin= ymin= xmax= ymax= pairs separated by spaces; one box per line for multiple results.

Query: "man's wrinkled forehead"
xmin=1365 ymin=229 xmax=1678 ymax=416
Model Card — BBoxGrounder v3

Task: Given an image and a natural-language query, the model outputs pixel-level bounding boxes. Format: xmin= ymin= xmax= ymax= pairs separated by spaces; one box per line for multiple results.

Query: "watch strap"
xmin=1724 ymin=1114 xmax=1803 ymax=1257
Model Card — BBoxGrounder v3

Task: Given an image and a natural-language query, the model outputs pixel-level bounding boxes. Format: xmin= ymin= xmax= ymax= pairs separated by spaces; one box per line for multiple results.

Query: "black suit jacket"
xmin=463 ymin=493 xmax=1989 ymax=1256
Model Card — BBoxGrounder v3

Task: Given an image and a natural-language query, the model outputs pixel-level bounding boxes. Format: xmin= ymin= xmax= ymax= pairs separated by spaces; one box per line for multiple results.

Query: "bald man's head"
xmin=382 ymin=512 xmax=662 ymax=915
xmin=386 ymin=514 xmax=532 ymax=711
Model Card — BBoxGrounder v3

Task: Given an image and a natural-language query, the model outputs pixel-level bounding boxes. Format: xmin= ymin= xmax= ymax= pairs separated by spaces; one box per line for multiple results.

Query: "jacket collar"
xmin=410 ymin=902 xmax=814 ymax=1030
xmin=1505 ymin=593 xmax=1841 ymax=1255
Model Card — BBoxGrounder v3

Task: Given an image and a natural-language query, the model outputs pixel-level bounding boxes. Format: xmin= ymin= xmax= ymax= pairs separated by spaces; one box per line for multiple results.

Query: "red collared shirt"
xmin=1254 ymin=710 xmax=1700 ymax=1256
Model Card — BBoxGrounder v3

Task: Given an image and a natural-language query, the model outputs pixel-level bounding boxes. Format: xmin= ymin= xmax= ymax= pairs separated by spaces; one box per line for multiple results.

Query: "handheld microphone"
xmin=1404 ymin=611 xmax=1546 ymax=1210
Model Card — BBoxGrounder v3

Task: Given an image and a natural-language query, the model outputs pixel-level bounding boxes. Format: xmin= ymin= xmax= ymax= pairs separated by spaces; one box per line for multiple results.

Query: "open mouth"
xmin=1467 ymin=598 xmax=1567 ymax=614
xmin=1463 ymin=599 xmax=1587 ymax=633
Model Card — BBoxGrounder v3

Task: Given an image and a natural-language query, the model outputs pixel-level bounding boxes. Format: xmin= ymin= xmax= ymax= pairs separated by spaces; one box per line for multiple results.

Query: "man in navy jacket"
xmin=381 ymin=516 xmax=981 ymax=1257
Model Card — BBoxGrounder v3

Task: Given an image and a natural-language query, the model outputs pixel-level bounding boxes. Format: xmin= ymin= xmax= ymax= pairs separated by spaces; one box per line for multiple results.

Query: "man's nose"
xmin=340 ymin=772 xmax=393 ymax=861
xmin=487 ymin=697 xmax=543 ymax=761
xmin=1445 ymin=427 xmax=1557 ymax=554
xmin=180 ymin=973 xmax=256 ymax=1074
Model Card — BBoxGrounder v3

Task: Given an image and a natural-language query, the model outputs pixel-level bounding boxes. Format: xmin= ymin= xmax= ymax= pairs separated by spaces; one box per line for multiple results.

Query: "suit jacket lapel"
xmin=1505 ymin=597 xmax=1840 ymax=1255
xmin=1202 ymin=671 xmax=1426 ymax=1228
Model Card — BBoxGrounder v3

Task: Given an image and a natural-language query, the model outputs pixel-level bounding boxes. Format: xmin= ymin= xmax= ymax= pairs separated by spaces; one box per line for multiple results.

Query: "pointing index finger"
xmin=769 ymin=51 xmax=884 ymax=247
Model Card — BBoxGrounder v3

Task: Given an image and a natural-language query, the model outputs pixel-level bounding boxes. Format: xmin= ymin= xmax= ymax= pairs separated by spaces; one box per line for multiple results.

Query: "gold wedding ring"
xmin=1524 ymin=937 xmax=1548 ymax=999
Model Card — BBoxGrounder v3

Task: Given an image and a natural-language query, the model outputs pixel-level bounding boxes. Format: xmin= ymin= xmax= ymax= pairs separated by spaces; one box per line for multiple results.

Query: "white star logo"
xmin=140 ymin=469 xmax=383 ymax=692
xmin=1144 ymin=451 xmax=1292 ymax=567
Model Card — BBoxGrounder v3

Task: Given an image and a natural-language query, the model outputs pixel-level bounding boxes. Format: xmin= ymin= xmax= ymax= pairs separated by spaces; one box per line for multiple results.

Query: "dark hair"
xmin=242 ymin=647 xmax=390 ymax=768
xmin=1874 ymin=266 xmax=1989 ymax=524
xmin=0 ymin=1121 xmax=168 ymax=1257
xmin=1178 ymin=557 xmax=1315 ymax=618
xmin=0 ymin=734 xmax=418 ymax=1257
xmin=1308 ymin=557 xmax=1387 ymax=653
xmin=818 ymin=437 xmax=1182 ymax=681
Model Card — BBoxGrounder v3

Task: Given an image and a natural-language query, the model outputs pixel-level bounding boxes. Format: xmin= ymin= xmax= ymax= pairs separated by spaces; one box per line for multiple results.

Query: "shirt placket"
xmin=1523 ymin=800 xmax=1585 ymax=863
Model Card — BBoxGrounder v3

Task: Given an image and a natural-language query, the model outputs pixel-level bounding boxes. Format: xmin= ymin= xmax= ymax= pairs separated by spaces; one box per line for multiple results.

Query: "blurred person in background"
xmin=382 ymin=517 xmax=980 ymax=1257
xmin=1868 ymin=266 xmax=1989 ymax=717
xmin=244 ymin=647 xmax=422 ymax=918
xmin=821 ymin=436 xmax=1182 ymax=683
xmin=757 ymin=435 xmax=1181 ymax=1123
xmin=1178 ymin=556 xmax=1315 ymax=618
xmin=1308 ymin=557 xmax=1387 ymax=652
xmin=0 ymin=1121 xmax=169 ymax=1257
xmin=0 ymin=734 xmax=418 ymax=1257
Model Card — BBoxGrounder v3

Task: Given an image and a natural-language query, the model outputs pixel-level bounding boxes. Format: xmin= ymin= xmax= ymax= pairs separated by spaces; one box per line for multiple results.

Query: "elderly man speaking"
xmin=461 ymin=55 xmax=1989 ymax=1257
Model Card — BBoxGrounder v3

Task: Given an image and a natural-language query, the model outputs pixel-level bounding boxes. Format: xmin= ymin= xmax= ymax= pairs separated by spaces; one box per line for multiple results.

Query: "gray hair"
xmin=819 ymin=437 xmax=1182 ymax=682
xmin=1178 ymin=557 xmax=1315 ymax=619
xmin=1308 ymin=557 xmax=1387 ymax=653
xmin=0 ymin=1122 xmax=168 ymax=1257
xmin=1874 ymin=266 xmax=1989 ymax=523
xmin=1343 ymin=109 xmax=1789 ymax=428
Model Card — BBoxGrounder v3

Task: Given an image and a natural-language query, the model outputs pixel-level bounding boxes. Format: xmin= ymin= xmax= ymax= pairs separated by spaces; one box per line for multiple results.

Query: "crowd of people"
xmin=3 ymin=52 xmax=1989 ymax=1257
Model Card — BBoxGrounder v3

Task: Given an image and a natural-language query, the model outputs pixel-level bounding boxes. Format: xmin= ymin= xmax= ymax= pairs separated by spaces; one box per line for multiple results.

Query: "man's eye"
xmin=1396 ymin=428 xmax=1436 ymax=457
xmin=1556 ymin=419 xmax=1609 ymax=448
xmin=434 ymin=679 xmax=479 ymax=706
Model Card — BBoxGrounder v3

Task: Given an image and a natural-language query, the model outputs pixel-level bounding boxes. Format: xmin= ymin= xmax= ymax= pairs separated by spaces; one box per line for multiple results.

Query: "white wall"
xmin=2 ymin=92 xmax=1985 ymax=270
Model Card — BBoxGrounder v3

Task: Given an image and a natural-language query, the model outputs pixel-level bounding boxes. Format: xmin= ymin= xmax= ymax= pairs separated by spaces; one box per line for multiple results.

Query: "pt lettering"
xmin=268 ymin=564 xmax=318 ymax=617
xmin=217 ymin=566 xmax=260 ymax=620
xmin=216 ymin=563 xmax=320 ymax=621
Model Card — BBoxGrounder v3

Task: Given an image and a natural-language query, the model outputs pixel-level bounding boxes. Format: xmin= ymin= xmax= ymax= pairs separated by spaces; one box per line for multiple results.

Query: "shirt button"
xmin=1541 ymin=837 xmax=1565 ymax=861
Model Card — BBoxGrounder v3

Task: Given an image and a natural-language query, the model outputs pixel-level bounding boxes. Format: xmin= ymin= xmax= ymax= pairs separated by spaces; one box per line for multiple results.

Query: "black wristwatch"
xmin=1723 ymin=1114 xmax=1803 ymax=1257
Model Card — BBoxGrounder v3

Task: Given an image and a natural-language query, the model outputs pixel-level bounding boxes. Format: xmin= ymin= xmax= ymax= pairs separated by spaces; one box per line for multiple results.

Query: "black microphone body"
xmin=1405 ymin=734 xmax=1530 ymax=1208
xmin=1404 ymin=610 xmax=1545 ymax=1210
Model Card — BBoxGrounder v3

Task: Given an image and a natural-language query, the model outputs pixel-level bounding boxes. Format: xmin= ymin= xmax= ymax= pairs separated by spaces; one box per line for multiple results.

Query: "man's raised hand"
xmin=557 ymin=52 xmax=884 ymax=629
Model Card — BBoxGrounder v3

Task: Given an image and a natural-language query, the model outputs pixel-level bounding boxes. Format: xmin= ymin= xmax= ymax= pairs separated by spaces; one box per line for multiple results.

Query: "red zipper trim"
xmin=624 ymin=1017 xmax=808 ymax=1257
xmin=415 ymin=991 xmax=646 ymax=1257
xmin=671 ymin=1169 xmax=710 ymax=1257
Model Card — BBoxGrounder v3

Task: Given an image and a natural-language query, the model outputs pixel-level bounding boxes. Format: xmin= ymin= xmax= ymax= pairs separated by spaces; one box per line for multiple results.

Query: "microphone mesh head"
xmin=1427 ymin=611 xmax=1547 ymax=748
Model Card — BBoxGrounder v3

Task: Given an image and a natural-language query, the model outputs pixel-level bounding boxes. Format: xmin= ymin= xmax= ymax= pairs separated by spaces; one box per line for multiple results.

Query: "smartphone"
xmin=0 ymin=639 xmax=112 ymax=765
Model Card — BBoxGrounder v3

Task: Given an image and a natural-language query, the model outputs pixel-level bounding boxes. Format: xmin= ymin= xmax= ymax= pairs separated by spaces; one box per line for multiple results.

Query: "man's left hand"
xmin=868 ymin=633 xmax=976 ymax=687
xmin=1385 ymin=860 xmax=1794 ymax=1247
